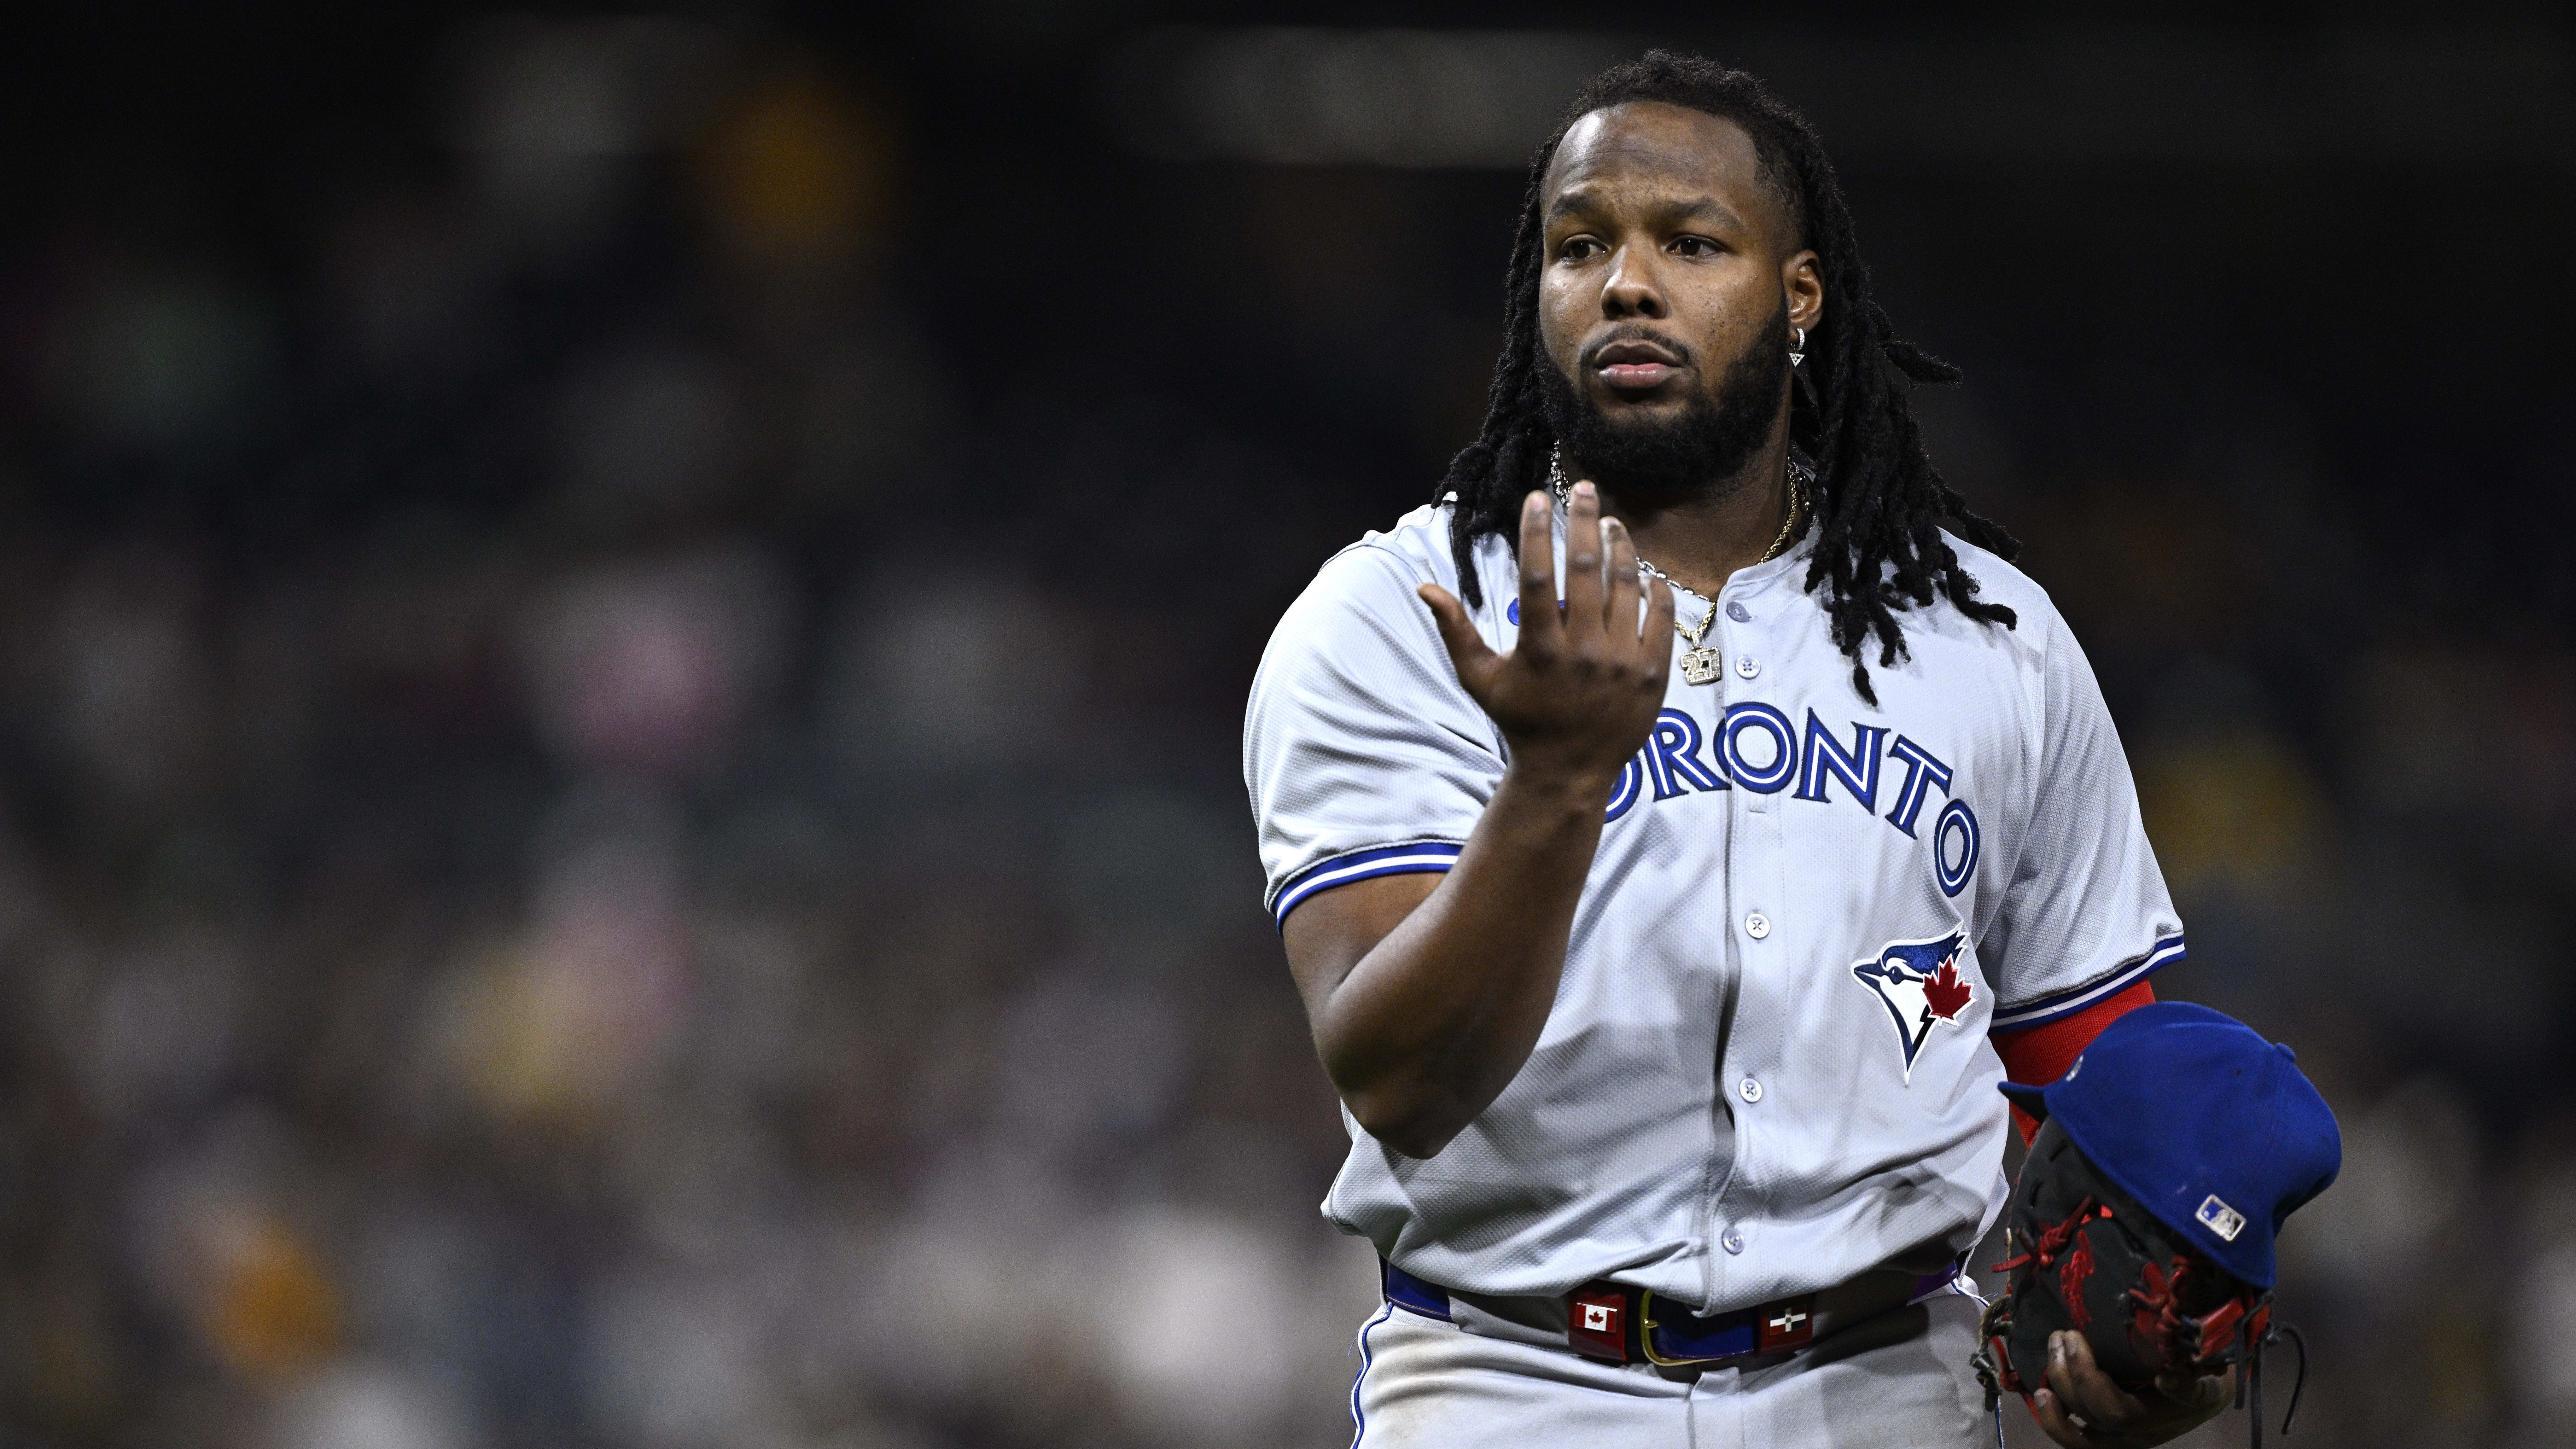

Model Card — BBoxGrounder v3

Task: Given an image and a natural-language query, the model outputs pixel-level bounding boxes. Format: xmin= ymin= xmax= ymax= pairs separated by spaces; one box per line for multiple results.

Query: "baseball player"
xmin=1244 ymin=53 xmax=2217 ymax=1448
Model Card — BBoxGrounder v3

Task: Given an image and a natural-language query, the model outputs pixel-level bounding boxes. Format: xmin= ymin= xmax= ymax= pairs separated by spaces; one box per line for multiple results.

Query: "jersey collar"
xmin=1716 ymin=514 xmax=1818 ymax=600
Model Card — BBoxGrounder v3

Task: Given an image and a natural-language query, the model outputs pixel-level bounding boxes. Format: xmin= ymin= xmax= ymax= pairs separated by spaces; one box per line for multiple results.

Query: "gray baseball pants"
xmin=1348 ymin=1290 xmax=1989 ymax=1448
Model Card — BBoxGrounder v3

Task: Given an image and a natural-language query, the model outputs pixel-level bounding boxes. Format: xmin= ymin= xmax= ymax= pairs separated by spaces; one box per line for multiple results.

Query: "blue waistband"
xmin=1380 ymin=1260 xmax=1764 ymax=1356
xmin=1379 ymin=1258 xmax=1954 ymax=1365
xmin=1380 ymin=1258 xmax=1455 ymax=1320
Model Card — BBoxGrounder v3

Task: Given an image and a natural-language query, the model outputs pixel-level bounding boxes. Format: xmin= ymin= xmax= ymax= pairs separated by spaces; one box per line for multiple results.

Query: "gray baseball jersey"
xmin=1243 ymin=500 xmax=2182 ymax=1314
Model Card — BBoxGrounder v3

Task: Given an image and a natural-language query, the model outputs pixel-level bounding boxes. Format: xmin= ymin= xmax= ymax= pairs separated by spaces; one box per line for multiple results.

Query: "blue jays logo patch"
xmin=1851 ymin=932 xmax=1973 ymax=1083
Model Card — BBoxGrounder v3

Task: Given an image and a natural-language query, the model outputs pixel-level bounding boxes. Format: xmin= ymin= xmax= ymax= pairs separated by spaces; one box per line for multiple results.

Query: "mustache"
xmin=1577 ymin=328 xmax=1696 ymax=370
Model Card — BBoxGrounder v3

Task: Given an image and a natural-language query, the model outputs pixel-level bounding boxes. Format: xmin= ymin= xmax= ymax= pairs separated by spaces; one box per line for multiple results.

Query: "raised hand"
xmin=1417 ymin=482 xmax=1675 ymax=793
xmin=1282 ymin=481 xmax=1678 ymax=1159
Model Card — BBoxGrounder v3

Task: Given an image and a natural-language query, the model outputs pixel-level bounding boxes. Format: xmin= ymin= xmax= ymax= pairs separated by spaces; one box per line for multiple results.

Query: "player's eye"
xmin=1672 ymin=235 xmax=1721 ymax=258
xmin=1559 ymin=237 xmax=1603 ymax=262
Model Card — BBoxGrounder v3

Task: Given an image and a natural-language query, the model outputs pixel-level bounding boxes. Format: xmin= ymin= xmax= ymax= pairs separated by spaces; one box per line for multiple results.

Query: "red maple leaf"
xmin=1923 ymin=957 xmax=1972 ymax=1021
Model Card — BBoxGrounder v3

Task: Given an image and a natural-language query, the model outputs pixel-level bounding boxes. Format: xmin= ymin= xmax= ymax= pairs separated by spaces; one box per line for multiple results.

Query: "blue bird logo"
xmin=1851 ymin=932 xmax=1972 ymax=1083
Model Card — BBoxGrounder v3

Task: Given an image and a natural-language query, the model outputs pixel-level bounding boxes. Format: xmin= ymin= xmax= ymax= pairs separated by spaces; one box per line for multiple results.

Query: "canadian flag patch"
xmin=1568 ymin=1286 xmax=1628 ymax=1362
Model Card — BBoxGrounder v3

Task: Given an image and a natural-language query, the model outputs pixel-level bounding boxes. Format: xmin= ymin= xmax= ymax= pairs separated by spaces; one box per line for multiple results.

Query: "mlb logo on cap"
xmin=2196 ymin=1195 xmax=2246 ymax=1242
xmin=1999 ymin=1002 xmax=2340 ymax=1287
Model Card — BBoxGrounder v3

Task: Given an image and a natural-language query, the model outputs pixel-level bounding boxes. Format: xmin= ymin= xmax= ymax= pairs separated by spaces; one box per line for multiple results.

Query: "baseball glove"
xmin=1971 ymin=1119 xmax=2306 ymax=1445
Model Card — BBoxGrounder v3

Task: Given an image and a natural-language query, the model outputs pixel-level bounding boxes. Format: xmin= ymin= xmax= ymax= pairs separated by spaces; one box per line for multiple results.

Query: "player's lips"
xmin=1591 ymin=339 xmax=1686 ymax=391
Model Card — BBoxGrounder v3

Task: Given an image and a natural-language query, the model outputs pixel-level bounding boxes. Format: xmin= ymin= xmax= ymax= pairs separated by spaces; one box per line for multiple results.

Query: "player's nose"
xmin=1599 ymin=244 xmax=1667 ymax=319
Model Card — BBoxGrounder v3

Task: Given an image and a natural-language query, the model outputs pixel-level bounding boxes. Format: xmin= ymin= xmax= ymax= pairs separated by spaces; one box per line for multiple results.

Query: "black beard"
xmin=1538 ymin=305 xmax=1790 ymax=509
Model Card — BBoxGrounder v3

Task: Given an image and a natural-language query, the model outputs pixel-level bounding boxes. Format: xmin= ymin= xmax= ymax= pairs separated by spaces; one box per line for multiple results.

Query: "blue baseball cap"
xmin=1999 ymin=1002 xmax=2339 ymax=1288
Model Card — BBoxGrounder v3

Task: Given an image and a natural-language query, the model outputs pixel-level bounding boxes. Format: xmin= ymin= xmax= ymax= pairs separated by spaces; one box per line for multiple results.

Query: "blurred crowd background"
xmin=1 ymin=5 xmax=2571 ymax=1448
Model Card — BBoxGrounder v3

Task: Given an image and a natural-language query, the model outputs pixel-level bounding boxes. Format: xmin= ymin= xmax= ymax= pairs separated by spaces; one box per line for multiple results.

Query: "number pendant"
xmin=1679 ymin=646 xmax=1723 ymax=686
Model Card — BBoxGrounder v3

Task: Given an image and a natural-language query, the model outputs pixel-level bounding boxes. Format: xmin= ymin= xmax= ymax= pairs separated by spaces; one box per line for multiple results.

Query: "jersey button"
xmin=1738 ymin=1077 xmax=1763 ymax=1104
xmin=1725 ymin=601 xmax=1751 ymax=622
xmin=1722 ymin=1231 xmax=1745 ymax=1254
xmin=1744 ymin=912 xmax=1771 ymax=939
xmin=1735 ymin=654 xmax=1760 ymax=679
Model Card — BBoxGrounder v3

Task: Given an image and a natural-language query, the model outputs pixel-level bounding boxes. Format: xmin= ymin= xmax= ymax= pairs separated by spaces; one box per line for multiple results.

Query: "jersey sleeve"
xmin=1243 ymin=542 xmax=1504 ymax=930
xmin=1982 ymin=605 xmax=2185 ymax=1031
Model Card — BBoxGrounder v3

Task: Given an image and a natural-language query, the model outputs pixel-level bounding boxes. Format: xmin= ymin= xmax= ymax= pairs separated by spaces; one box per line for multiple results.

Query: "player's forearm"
xmin=1313 ymin=762 xmax=1610 ymax=1158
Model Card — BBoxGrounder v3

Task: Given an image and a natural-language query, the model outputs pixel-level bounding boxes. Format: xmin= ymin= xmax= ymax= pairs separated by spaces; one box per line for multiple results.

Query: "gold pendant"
xmin=1679 ymin=646 xmax=1723 ymax=686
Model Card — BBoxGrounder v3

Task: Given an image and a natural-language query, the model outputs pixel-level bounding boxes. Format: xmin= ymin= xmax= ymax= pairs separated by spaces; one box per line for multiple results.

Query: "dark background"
xmin=1 ymin=4 xmax=2569 ymax=1447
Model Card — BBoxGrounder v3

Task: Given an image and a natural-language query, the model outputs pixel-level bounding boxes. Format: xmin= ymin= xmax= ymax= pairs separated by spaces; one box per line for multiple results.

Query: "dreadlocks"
xmin=1439 ymin=50 xmax=2018 ymax=704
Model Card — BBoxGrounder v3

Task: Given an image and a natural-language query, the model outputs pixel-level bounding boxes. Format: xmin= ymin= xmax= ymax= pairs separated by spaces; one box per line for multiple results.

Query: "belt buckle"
xmin=1567 ymin=1282 xmax=1634 ymax=1363
xmin=1638 ymin=1290 xmax=1752 ymax=1366
xmin=1758 ymin=1293 xmax=1818 ymax=1353
xmin=1569 ymin=1285 xmax=1821 ymax=1367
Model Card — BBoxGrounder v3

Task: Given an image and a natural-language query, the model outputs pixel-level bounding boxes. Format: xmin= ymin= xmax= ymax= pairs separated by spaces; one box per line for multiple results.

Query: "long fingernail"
xmin=1575 ymin=481 xmax=1595 ymax=499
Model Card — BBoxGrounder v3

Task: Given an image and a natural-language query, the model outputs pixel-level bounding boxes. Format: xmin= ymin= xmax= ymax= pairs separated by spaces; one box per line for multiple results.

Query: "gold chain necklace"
xmin=1547 ymin=448 xmax=1811 ymax=686
xmin=1759 ymin=463 xmax=1809 ymax=562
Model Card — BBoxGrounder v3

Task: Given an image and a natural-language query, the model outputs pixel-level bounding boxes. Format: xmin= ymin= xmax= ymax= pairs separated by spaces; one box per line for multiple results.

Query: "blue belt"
xmin=1381 ymin=1258 xmax=1952 ymax=1367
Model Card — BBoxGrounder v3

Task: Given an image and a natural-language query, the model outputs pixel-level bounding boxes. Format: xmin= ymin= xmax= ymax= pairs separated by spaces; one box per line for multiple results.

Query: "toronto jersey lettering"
xmin=1243 ymin=501 xmax=2182 ymax=1314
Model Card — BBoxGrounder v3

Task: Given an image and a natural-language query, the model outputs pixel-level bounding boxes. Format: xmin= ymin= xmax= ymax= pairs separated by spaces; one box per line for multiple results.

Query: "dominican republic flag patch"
xmin=1758 ymin=1294 xmax=1817 ymax=1352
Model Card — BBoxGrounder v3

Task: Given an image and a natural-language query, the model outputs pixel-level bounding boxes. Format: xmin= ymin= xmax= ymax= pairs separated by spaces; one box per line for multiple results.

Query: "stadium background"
xmin=2 ymin=4 xmax=2571 ymax=1447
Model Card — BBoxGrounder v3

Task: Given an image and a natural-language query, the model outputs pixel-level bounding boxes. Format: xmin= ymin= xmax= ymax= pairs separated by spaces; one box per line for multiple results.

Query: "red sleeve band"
xmin=1992 ymin=980 xmax=2156 ymax=1146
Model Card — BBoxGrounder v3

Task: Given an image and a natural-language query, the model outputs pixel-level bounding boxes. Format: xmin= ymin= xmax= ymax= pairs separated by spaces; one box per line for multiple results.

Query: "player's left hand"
xmin=2032 ymin=1329 xmax=2231 ymax=1448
